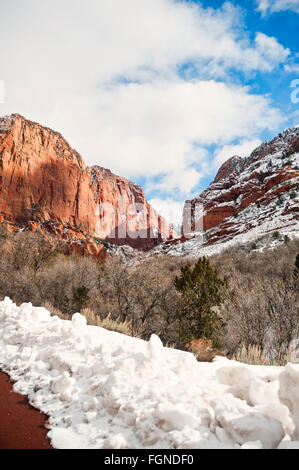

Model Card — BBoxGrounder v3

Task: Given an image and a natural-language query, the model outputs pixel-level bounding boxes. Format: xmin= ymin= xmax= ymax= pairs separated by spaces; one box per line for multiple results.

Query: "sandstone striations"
xmin=90 ymin=166 xmax=174 ymax=250
xmin=153 ymin=127 xmax=299 ymax=257
xmin=187 ymin=127 xmax=299 ymax=244
xmin=0 ymin=114 xmax=174 ymax=257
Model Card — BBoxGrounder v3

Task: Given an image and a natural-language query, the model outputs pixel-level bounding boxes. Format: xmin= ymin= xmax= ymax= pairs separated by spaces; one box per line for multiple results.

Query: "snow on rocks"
xmin=103 ymin=433 xmax=129 ymax=449
xmin=50 ymin=371 xmax=76 ymax=402
xmin=0 ymin=298 xmax=299 ymax=449
xmin=211 ymin=394 xmax=284 ymax=449
xmin=71 ymin=312 xmax=87 ymax=330
xmin=151 ymin=127 xmax=299 ymax=260
xmin=147 ymin=333 xmax=164 ymax=361
xmin=155 ymin=403 xmax=198 ymax=432
xmin=278 ymin=364 xmax=299 ymax=440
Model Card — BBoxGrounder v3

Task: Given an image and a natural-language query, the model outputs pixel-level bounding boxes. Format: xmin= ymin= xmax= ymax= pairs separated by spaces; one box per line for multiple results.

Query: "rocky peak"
xmin=180 ymin=127 xmax=299 ymax=245
xmin=0 ymin=113 xmax=85 ymax=169
xmin=249 ymin=127 xmax=299 ymax=162
xmin=214 ymin=155 xmax=243 ymax=183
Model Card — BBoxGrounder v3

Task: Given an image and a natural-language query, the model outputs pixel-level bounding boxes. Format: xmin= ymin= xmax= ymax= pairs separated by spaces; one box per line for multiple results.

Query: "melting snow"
xmin=0 ymin=297 xmax=299 ymax=449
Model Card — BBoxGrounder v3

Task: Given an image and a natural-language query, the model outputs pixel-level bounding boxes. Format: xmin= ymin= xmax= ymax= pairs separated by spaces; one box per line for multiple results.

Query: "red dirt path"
xmin=0 ymin=371 xmax=53 ymax=449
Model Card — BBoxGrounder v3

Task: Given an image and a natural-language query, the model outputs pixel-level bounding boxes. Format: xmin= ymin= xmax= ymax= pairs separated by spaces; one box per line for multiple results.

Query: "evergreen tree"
xmin=174 ymin=257 xmax=229 ymax=347
xmin=72 ymin=286 xmax=90 ymax=313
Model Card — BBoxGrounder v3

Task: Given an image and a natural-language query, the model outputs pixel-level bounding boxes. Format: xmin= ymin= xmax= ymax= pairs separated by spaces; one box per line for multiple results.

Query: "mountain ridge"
xmin=153 ymin=126 xmax=299 ymax=258
xmin=1 ymin=114 xmax=298 ymax=260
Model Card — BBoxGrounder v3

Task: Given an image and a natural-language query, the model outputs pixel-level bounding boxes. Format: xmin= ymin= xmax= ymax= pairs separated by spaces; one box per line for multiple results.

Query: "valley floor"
xmin=0 ymin=297 xmax=299 ymax=450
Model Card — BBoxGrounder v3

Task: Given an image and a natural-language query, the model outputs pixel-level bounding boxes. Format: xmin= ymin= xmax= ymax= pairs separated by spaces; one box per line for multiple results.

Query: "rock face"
xmin=0 ymin=114 xmax=95 ymax=230
xmin=185 ymin=338 xmax=226 ymax=362
xmin=0 ymin=114 xmax=174 ymax=256
xmin=90 ymin=166 xmax=174 ymax=250
xmin=183 ymin=127 xmax=299 ymax=245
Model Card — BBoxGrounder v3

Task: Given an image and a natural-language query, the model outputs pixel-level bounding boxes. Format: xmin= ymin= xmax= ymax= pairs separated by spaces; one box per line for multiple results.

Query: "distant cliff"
xmin=184 ymin=127 xmax=299 ymax=245
xmin=153 ymin=127 xmax=299 ymax=257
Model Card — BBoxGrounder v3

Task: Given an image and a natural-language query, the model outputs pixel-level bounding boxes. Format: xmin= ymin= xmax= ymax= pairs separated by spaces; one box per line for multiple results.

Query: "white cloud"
xmin=284 ymin=63 xmax=299 ymax=73
xmin=254 ymin=33 xmax=290 ymax=69
xmin=0 ymin=0 xmax=288 ymax=200
xmin=213 ymin=138 xmax=262 ymax=168
xmin=72 ymin=79 xmax=281 ymax=187
xmin=148 ymin=168 xmax=203 ymax=197
xmin=0 ymin=1 xmax=290 ymax=99
xmin=256 ymin=0 xmax=299 ymax=15
xmin=148 ymin=198 xmax=185 ymax=231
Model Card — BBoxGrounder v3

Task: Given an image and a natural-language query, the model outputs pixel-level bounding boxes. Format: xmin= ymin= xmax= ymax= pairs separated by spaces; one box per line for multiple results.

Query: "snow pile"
xmin=0 ymin=297 xmax=299 ymax=449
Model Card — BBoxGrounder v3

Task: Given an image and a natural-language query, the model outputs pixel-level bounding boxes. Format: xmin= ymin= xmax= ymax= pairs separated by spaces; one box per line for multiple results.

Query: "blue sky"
xmin=145 ymin=0 xmax=299 ymax=225
xmin=0 ymin=0 xmax=298 ymax=228
xmin=174 ymin=0 xmax=299 ymax=177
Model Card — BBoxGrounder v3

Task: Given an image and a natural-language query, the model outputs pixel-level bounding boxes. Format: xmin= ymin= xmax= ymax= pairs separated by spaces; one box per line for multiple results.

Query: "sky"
xmin=0 ymin=0 xmax=298 ymax=228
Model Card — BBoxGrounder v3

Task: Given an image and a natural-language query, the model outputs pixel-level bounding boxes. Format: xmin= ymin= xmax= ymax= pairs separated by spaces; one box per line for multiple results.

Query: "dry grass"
xmin=43 ymin=301 xmax=71 ymax=320
xmin=43 ymin=301 xmax=135 ymax=337
xmin=233 ymin=345 xmax=271 ymax=365
xmin=1 ymin=230 xmax=298 ymax=353
xmin=233 ymin=344 xmax=293 ymax=366
xmin=81 ymin=308 xmax=134 ymax=336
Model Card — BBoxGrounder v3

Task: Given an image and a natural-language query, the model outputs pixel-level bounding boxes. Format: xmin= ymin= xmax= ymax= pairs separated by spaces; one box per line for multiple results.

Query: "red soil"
xmin=0 ymin=371 xmax=53 ymax=449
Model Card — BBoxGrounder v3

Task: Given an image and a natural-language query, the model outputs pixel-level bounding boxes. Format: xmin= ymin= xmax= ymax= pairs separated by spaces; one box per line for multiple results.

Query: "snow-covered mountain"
xmin=152 ymin=127 xmax=299 ymax=258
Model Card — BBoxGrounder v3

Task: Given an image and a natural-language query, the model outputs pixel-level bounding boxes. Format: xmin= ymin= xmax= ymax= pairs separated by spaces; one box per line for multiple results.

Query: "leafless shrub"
xmin=37 ymin=254 xmax=100 ymax=314
xmin=213 ymin=239 xmax=299 ymax=361
xmin=97 ymin=256 xmax=181 ymax=340
xmin=0 ymin=230 xmax=298 ymax=358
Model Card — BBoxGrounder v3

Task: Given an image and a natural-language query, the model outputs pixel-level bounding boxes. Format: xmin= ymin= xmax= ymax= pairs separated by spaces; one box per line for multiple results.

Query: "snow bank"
xmin=0 ymin=297 xmax=299 ymax=449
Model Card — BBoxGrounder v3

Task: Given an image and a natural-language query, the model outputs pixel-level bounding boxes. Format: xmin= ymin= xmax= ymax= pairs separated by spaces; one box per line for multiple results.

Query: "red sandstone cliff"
xmin=90 ymin=166 xmax=174 ymax=250
xmin=0 ymin=114 xmax=174 ymax=256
